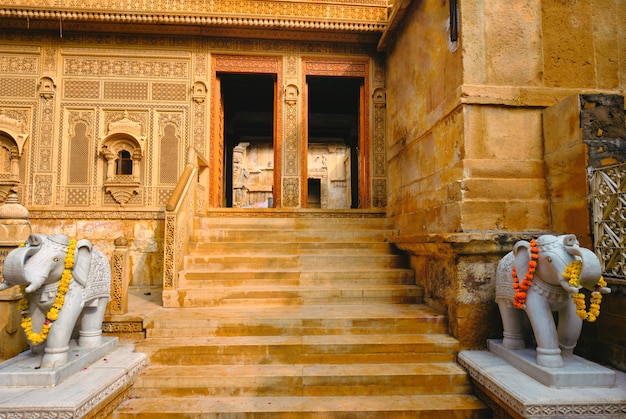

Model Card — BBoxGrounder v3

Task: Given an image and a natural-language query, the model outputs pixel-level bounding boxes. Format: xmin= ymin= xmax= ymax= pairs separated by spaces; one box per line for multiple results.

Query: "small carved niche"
xmin=38 ymin=76 xmax=56 ymax=100
xmin=372 ymin=87 xmax=386 ymax=107
xmin=284 ymin=84 xmax=299 ymax=105
xmin=192 ymin=81 xmax=207 ymax=103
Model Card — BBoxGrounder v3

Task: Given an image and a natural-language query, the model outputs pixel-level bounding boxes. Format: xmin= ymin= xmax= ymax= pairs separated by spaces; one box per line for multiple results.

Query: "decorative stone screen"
xmin=159 ymin=124 xmax=179 ymax=185
xmin=68 ymin=122 xmax=90 ymax=185
xmin=591 ymin=162 xmax=626 ymax=279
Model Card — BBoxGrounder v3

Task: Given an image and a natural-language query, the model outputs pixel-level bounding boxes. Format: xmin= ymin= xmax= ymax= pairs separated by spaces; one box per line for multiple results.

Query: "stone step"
xmin=192 ymin=228 xmax=393 ymax=243
xmin=111 ymin=394 xmax=489 ymax=418
xmin=183 ymin=254 xmax=409 ymax=270
xmin=187 ymin=241 xmax=395 ymax=255
xmin=134 ymin=334 xmax=459 ymax=365
xmin=112 ymin=214 xmax=490 ymax=418
xmin=143 ymin=304 xmax=448 ymax=338
xmin=194 ymin=215 xmax=391 ymax=230
xmin=178 ymin=268 xmax=415 ymax=287
xmin=128 ymin=363 xmax=473 ymax=398
xmin=162 ymin=285 xmax=423 ymax=307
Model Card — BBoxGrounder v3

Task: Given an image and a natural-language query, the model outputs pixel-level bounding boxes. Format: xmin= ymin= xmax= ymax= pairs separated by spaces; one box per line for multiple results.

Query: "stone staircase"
xmin=110 ymin=213 xmax=489 ymax=418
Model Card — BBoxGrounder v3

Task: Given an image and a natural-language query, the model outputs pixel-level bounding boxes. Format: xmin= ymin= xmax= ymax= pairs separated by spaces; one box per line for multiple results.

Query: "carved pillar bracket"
xmin=38 ymin=76 xmax=56 ymax=100
xmin=284 ymin=84 xmax=299 ymax=105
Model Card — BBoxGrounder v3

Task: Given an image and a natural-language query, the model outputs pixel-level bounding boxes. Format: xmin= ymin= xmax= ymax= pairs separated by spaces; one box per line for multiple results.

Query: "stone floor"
xmin=104 ymin=286 xmax=164 ymax=344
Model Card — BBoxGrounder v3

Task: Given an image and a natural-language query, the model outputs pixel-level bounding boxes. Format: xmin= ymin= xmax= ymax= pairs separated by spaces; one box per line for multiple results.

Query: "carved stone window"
xmin=116 ymin=150 xmax=133 ymax=175
xmin=101 ymin=137 xmax=143 ymax=206
xmin=100 ymin=112 xmax=145 ymax=206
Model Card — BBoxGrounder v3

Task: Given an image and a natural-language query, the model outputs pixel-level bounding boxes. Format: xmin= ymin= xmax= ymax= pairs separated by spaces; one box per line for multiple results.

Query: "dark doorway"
xmin=307 ymin=178 xmax=321 ymax=208
xmin=306 ymin=76 xmax=361 ymax=208
xmin=219 ymin=73 xmax=275 ymax=208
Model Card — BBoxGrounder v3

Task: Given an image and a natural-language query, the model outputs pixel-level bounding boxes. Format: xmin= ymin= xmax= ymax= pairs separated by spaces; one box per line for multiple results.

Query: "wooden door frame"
xmin=210 ymin=54 xmax=283 ymax=208
xmin=301 ymin=57 xmax=371 ymax=208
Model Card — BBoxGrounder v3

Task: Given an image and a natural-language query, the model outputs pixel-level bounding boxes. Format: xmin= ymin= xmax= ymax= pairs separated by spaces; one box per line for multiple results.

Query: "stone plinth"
xmin=0 ymin=336 xmax=118 ymax=387
xmin=0 ymin=343 xmax=147 ymax=418
xmin=487 ymin=340 xmax=616 ymax=388
xmin=458 ymin=347 xmax=626 ymax=418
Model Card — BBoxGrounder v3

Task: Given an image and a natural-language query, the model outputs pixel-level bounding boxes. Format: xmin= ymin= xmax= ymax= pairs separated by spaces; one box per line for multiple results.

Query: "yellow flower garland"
xmin=18 ymin=239 xmax=76 ymax=345
xmin=563 ymin=260 xmax=606 ymax=322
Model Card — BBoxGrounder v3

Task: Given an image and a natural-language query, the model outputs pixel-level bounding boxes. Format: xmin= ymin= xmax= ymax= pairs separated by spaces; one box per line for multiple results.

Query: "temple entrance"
xmin=219 ymin=73 xmax=276 ymax=208
xmin=306 ymin=76 xmax=361 ymax=209
xmin=210 ymin=55 xmax=282 ymax=209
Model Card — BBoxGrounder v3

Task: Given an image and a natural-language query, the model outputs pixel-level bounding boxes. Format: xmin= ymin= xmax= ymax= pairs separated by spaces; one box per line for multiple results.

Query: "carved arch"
xmin=0 ymin=109 xmax=29 ymax=156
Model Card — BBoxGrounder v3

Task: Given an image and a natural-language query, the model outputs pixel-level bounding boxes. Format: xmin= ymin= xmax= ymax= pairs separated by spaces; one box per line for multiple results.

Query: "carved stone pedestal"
xmin=0 ymin=339 xmax=147 ymax=417
xmin=458 ymin=342 xmax=626 ymax=418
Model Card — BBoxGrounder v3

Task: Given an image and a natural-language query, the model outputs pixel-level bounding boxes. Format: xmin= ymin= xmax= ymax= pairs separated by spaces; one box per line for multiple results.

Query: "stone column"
xmin=106 ymin=237 xmax=130 ymax=315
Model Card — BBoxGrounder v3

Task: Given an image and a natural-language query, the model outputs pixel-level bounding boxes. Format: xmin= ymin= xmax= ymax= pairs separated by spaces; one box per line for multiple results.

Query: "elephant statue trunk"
xmin=563 ymin=237 xmax=603 ymax=292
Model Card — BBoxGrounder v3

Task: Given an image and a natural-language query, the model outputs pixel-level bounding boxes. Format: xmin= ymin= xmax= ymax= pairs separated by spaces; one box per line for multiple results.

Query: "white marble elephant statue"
xmin=0 ymin=234 xmax=111 ymax=368
xmin=495 ymin=234 xmax=610 ymax=368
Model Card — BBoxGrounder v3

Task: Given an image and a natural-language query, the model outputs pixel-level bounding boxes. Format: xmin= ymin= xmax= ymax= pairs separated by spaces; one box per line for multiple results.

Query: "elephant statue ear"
xmin=72 ymin=239 xmax=93 ymax=288
xmin=512 ymin=240 xmax=531 ymax=281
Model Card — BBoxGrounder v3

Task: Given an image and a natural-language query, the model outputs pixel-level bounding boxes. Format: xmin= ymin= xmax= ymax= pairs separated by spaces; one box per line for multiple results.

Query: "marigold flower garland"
xmin=511 ymin=239 xmax=539 ymax=308
xmin=18 ymin=239 xmax=76 ymax=345
xmin=563 ymin=259 xmax=606 ymax=322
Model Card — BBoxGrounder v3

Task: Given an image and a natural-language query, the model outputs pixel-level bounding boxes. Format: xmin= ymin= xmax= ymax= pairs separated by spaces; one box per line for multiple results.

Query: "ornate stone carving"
xmin=101 ymin=112 xmax=145 ymax=206
xmin=0 ymin=108 xmax=29 ymax=155
xmin=65 ymin=57 xmax=189 ymax=79
xmin=38 ymin=76 xmax=56 ymax=100
xmin=33 ymin=174 xmax=53 ymax=206
xmin=192 ymin=81 xmax=207 ymax=103
xmin=0 ymin=1 xmax=388 ymax=43
xmin=284 ymin=83 xmax=299 ymax=105
xmin=106 ymin=111 xmax=146 ymax=142
xmin=591 ymin=163 xmax=626 ymax=279
xmin=107 ymin=237 xmax=129 ymax=315
xmin=283 ymin=177 xmax=299 ymax=207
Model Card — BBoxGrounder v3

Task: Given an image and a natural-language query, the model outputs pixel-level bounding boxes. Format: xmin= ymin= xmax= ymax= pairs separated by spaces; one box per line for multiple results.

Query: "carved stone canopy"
xmin=106 ymin=112 xmax=146 ymax=145
xmin=0 ymin=1 xmax=389 ymax=44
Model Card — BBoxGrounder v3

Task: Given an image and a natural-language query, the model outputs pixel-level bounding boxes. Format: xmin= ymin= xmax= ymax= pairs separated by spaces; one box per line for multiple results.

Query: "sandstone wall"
xmin=28 ymin=217 xmax=164 ymax=288
xmin=386 ymin=0 xmax=626 ymax=349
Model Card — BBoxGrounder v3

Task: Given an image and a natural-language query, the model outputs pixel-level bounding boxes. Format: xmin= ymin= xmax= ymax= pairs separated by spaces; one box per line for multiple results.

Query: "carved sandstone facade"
xmin=0 ymin=1 xmax=624 ymax=365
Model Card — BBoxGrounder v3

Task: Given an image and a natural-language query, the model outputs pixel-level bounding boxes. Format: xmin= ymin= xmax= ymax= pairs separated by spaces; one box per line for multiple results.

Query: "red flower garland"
xmin=512 ymin=239 xmax=538 ymax=309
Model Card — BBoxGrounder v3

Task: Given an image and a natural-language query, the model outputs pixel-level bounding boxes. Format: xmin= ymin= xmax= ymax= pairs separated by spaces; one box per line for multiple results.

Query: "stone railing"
xmin=163 ymin=148 xmax=208 ymax=292
xmin=590 ymin=162 xmax=626 ymax=280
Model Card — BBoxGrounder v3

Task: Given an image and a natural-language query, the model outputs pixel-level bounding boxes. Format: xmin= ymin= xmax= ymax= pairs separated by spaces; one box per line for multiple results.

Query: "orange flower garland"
xmin=512 ymin=239 xmax=539 ymax=309
xmin=18 ymin=239 xmax=76 ymax=345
